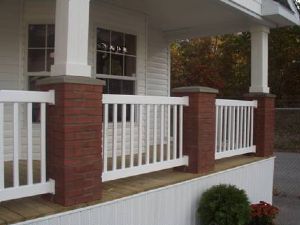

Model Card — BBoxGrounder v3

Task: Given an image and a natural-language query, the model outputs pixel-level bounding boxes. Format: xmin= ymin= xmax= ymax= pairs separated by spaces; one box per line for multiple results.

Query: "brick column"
xmin=245 ymin=93 xmax=275 ymax=157
xmin=38 ymin=76 xmax=104 ymax=206
xmin=173 ymin=86 xmax=218 ymax=173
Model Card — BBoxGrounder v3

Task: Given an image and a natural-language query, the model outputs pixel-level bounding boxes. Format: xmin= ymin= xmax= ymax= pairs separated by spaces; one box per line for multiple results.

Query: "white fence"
xmin=215 ymin=99 xmax=257 ymax=159
xmin=0 ymin=90 xmax=55 ymax=202
xmin=102 ymin=94 xmax=189 ymax=181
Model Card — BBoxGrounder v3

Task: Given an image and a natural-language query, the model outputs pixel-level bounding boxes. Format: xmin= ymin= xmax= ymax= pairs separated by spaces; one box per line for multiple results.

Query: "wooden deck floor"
xmin=0 ymin=155 xmax=266 ymax=225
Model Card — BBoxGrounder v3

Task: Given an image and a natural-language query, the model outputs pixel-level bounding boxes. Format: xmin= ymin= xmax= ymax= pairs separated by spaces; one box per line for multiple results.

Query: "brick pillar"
xmin=244 ymin=93 xmax=275 ymax=157
xmin=173 ymin=86 xmax=218 ymax=173
xmin=38 ymin=76 xmax=104 ymax=206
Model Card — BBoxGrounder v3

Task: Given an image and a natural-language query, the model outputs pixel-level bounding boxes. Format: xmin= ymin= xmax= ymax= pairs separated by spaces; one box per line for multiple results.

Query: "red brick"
xmin=39 ymin=79 xmax=103 ymax=206
xmin=245 ymin=94 xmax=275 ymax=157
xmin=173 ymin=90 xmax=216 ymax=173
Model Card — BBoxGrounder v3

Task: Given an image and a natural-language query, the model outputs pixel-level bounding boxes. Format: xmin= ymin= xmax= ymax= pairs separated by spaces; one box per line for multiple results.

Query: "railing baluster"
xmin=153 ymin=105 xmax=157 ymax=163
xmin=173 ymin=105 xmax=177 ymax=160
xmin=27 ymin=103 xmax=33 ymax=185
xmin=218 ymin=106 xmax=223 ymax=153
xmin=13 ymin=103 xmax=19 ymax=187
xmin=121 ymin=104 xmax=126 ymax=169
xmin=160 ymin=105 xmax=164 ymax=162
xmin=215 ymin=105 xmax=219 ymax=153
xmin=228 ymin=106 xmax=232 ymax=151
xmin=232 ymin=106 xmax=236 ymax=151
xmin=179 ymin=105 xmax=183 ymax=159
xmin=250 ymin=106 xmax=254 ymax=146
xmin=236 ymin=106 xmax=240 ymax=149
xmin=146 ymin=105 xmax=150 ymax=164
xmin=130 ymin=104 xmax=134 ymax=167
xmin=243 ymin=107 xmax=247 ymax=148
xmin=40 ymin=103 xmax=46 ymax=183
xmin=138 ymin=104 xmax=143 ymax=166
xmin=223 ymin=106 xmax=227 ymax=152
xmin=247 ymin=106 xmax=251 ymax=147
xmin=240 ymin=106 xmax=244 ymax=149
xmin=0 ymin=103 xmax=4 ymax=189
xmin=167 ymin=105 xmax=171 ymax=160
xmin=103 ymin=104 xmax=108 ymax=172
xmin=113 ymin=104 xmax=117 ymax=170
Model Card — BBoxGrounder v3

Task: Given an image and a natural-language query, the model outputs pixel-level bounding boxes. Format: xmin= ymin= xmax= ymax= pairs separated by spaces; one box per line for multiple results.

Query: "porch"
xmin=0 ymin=155 xmax=271 ymax=225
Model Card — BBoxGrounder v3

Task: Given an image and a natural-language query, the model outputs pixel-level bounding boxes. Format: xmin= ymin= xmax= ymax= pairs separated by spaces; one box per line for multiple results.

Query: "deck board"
xmin=0 ymin=155 xmax=266 ymax=225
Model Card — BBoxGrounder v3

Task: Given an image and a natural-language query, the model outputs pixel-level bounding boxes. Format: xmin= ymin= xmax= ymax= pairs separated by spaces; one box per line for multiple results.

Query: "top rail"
xmin=216 ymin=99 xmax=257 ymax=107
xmin=103 ymin=94 xmax=189 ymax=106
xmin=0 ymin=90 xmax=55 ymax=104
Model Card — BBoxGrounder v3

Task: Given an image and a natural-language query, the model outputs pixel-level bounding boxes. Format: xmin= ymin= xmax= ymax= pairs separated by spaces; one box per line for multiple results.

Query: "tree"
xmin=171 ymin=26 xmax=300 ymax=106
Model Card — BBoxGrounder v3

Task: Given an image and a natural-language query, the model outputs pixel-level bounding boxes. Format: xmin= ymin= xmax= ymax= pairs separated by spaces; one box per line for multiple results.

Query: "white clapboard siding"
xmin=0 ymin=0 xmax=21 ymax=91
xmin=147 ymin=27 xmax=170 ymax=97
xmin=13 ymin=158 xmax=275 ymax=225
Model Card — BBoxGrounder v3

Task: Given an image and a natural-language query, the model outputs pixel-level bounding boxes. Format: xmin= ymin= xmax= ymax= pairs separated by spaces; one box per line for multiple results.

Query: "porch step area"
xmin=0 ymin=155 xmax=266 ymax=225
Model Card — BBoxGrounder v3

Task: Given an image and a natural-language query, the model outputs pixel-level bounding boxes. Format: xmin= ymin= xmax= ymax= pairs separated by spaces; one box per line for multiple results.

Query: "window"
xmin=96 ymin=28 xmax=136 ymax=95
xmin=27 ymin=24 xmax=55 ymax=73
xmin=96 ymin=28 xmax=137 ymax=122
xmin=27 ymin=24 xmax=54 ymax=122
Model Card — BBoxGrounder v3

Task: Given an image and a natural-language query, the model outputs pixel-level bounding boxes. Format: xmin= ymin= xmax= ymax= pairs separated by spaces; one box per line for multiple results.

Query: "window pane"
xmin=109 ymin=79 xmax=122 ymax=94
xmin=97 ymin=52 xmax=110 ymax=74
xmin=122 ymin=80 xmax=135 ymax=95
xmin=111 ymin=31 xmax=124 ymax=54
xmin=46 ymin=49 xmax=54 ymax=71
xmin=47 ymin=25 xmax=55 ymax=48
xmin=111 ymin=54 xmax=123 ymax=76
xmin=28 ymin=25 xmax=46 ymax=48
xmin=28 ymin=49 xmax=46 ymax=72
xmin=125 ymin=34 xmax=136 ymax=55
xmin=97 ymin=28 xmax=110 ymax=51
xmin=124 ymin=56 xmax=136 ymax=77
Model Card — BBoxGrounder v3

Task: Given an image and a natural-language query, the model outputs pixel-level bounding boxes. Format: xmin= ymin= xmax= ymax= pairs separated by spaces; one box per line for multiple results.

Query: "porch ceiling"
xmin=97 ymin=0 xmax=270 ymax=40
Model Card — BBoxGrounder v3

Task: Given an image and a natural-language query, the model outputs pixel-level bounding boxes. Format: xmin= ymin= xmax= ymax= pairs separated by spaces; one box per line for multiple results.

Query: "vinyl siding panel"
xmin=146 ymin=27 xmax=170 ymax=97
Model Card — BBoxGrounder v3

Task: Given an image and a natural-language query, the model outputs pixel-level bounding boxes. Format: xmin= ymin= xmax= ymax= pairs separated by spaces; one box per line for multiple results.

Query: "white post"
xmin=249 ymin=26 xmax=270 ymax=94
xmin=51 ymin=0 xmax=91 ymax=77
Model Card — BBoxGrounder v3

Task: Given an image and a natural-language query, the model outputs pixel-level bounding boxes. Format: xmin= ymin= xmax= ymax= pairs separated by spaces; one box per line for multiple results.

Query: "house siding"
xmin=146 ymin=27 xmax=170 ymax=97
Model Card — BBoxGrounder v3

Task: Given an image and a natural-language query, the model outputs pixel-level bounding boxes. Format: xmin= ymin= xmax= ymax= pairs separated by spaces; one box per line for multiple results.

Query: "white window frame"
xmin=94 ymin=25 xmax=138 ymax=94
xmin=24 ymin=22 xmax=55 ymax=78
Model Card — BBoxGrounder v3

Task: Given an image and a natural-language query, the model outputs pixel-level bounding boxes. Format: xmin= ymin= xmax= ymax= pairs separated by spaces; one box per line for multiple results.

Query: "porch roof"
xmin=96 ymin=0 xmax=300 ymax=40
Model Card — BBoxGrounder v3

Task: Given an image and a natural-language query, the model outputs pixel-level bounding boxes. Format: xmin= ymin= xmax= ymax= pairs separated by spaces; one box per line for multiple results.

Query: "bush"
xmin=198 ymin=184 xmax=251 ymax=225
xmin=249 ymin=201 xmax=279 ymax=225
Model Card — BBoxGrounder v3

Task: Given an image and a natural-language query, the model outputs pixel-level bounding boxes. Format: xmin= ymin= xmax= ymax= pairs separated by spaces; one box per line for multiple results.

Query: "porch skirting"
xmin=14 ymin=157 xmax=275 ymax=225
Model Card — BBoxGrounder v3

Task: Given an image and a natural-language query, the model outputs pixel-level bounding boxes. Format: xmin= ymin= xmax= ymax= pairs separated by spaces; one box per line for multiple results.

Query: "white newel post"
xmin=51 ymin=0 xmax=91 ymax=77
xmin=249 ymin=26 xmax=270 ymax=94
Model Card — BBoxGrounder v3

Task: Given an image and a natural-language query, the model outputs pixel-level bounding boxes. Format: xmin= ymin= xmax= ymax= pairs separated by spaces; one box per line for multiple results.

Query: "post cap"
xmin=172 ymin=86 xmax=219 ymax=94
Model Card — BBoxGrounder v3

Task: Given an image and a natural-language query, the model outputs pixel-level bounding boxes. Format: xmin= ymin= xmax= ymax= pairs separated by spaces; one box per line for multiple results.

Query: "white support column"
xmin=249 ymin=26 xmax=270 ymax=94
xmin=51 ymin=0 xmax=91 ymax=77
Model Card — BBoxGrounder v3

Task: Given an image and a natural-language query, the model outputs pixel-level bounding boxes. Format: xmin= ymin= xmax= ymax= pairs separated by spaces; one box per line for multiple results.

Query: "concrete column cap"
xmin=172 ymin=86 xmax=219 ymax=94
xmin=37 ymin=75 xmax=105 ymax=86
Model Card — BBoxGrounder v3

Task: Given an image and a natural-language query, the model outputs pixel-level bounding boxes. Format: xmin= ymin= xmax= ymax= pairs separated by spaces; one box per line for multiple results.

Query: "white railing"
xmin=102 ymin=94 xmax=189 ymax=181
xmin=215 ymin=99 xmax=258 ymax=160
xmin=0 ymin=90 xmax=55 ymax=202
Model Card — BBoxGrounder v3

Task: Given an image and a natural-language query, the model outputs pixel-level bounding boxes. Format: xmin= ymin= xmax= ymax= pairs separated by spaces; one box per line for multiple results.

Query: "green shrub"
xmin=198 ymin=184 xmax=251 ymax=225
